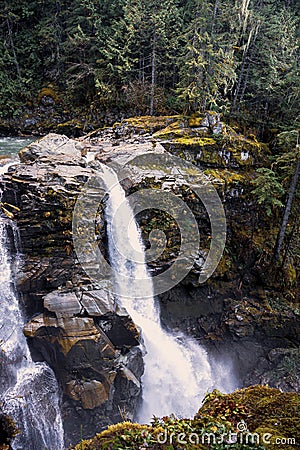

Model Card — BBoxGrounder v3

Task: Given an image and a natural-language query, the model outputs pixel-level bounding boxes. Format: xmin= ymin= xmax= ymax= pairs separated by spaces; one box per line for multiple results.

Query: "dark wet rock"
xmin=22 ymin=288 xmax=143 ymax=446
xmin=0 ymin=404 xmax=18 ymax=449
xmin=159 ymin=284 xmax=300 ymax=391
xmin=95 ymin=314 xmax=141 ymax=349
xmin=24 ymin=118 xmax=37 ymax=128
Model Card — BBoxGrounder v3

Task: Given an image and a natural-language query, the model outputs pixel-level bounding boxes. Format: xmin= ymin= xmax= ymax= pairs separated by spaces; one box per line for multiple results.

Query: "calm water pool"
xmin=0 ymin=136 xmax=36 ymax=157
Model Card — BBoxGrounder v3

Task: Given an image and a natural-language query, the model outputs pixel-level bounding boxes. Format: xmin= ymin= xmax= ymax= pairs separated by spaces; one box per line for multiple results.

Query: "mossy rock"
xmin=175 ymin=137 xmax=217 ymax=146
xmin=188 ymin=115 xmax=204 ymax=128
xmin=114 ymin=115 xmax=181 ymax=136
xmin=153 ymin=117 xmax=266 ymax=168
xmin=255 ymin=427 xmax=297 ymax=450
xmin=56 ymin=119 xmax=85 ymax=135
xmin=198 ymin=385 xmax=300 ymax=447
xmin=37 ymin=83 xmax=60 ymax=105
xmin=203 ymin=169 xmax=249 ymax=193
xmin=71 ymin=422 xmax=161 ymax=450
xmin=153 ymin=120 xmax=209 ymax=140
xmin=71 ymin=385 xmax=299 ymax=449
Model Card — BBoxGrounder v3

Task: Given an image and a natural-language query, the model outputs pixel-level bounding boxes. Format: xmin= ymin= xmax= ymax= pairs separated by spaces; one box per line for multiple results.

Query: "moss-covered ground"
xmin=70 ymin=385 xmax=299 ymax=450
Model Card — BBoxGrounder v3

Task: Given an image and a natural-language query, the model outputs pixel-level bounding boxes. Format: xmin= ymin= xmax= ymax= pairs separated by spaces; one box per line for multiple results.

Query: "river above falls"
xmin=0 ymin=136 xmax=36 ymax=157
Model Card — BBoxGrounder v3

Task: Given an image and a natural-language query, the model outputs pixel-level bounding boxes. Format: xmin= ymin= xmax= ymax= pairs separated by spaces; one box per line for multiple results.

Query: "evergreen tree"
xmin=120 ymin=0 xmax=183 ymax=114
xmin=178 ymin=0 xmax=236 ymax=113
xmin=0 ymin=0 xmax=298 ymax=125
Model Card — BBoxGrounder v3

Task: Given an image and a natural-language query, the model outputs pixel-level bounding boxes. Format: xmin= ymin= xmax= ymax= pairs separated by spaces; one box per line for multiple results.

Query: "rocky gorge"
xmin=0 ymin=114 xmax=299 ymax=447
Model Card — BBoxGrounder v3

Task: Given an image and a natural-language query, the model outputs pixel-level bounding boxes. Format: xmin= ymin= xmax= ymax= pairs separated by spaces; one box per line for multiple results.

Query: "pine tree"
xmin=121 ymin=0 xmax=183 ymax=114
xmin=177 ymin=0 xmax=236 ymax=113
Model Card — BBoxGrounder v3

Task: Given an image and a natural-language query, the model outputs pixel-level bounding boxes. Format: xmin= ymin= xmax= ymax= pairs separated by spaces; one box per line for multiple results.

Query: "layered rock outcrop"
xmin=0 ymin=134 xmax=145 ymax=445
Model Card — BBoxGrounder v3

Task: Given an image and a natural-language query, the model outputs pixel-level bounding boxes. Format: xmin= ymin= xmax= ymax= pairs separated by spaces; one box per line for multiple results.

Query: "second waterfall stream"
xmin=0 ymin=216 xmax=64 ymax=449
xmin=101 ymin=164 xmax=233 ymax=422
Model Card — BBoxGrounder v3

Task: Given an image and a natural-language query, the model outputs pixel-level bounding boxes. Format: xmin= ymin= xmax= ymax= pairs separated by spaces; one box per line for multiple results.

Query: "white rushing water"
xmin=102 ymin=164 xmax=232 ymax=423
xmin=0 ymin=211 xmax=64 ymax=449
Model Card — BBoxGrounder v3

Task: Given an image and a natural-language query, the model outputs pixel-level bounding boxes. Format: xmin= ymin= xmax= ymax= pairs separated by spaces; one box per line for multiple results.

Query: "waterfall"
xmin=0 ymin=215 xmax=64 ymax=449
xmin=101 ymin=164 xmax=231 ymax=423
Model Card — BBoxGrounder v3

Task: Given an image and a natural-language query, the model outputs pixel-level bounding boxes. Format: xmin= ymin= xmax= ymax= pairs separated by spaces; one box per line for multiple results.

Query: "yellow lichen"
xmin=174 ymin=137 xmax=216 ymax=146
xmin=152 ymin=120 xmax=187 ymax=139
xmin=204 ymin=169 xmax=245 ymax=185
xmin=188 ymin=115 xmax=203 ymax=127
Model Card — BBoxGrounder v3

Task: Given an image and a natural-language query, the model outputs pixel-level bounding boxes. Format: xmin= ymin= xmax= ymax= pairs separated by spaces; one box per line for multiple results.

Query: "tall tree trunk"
xmin=231 ymin=23 xmax=259 ymax=114
xmin=274 ymin=153 xmax=300 ymax=261
xmin=6 ymin=18 xmax=21 ymax=79
xmin=211 ymin=0 xmax=219 ymax=32
xmin=150 ymin=32 xmax=156 ymax=116
xmin=55 ymin=0 xmax=63 ymax=77
xmin=231 ymin=51 xmax=248 ymax=113
xmin=238 ymin=27 xmax=259 ymax=106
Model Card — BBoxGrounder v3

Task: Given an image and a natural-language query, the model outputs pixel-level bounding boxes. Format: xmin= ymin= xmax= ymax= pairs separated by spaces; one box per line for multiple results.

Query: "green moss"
xmin=204 ymin=169 xmax=246 ymax=187
xmin=196 ymin=386 xmax=300 ymax=449
xmin=214 ymin=254 xmax=233 ymax=278
xmin=284 ymin=261 xmax=297 ymax=287
xmin=37 ymin=83 xmax=60 ymax=104
xmin=71 ymin=422 xmax=160 ymax=450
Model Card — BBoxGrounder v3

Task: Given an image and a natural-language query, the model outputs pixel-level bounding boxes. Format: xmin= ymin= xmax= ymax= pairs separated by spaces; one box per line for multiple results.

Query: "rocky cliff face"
xmin=1 ymin=115 xmax=299 ymax=445
xmin=0 ymin=134 xmax=144 ymax=446
xmin=103 ymin=115 xmax=300 ymax=394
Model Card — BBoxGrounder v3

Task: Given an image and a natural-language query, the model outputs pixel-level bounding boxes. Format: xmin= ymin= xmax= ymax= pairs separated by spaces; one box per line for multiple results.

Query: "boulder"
xmin=44 ymin=291 xmax=82 ymax=318
xmin=19 ymin=133 xmax=84 ymax=164
xmin=80 ymin=289 xmax=116 ymax=316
